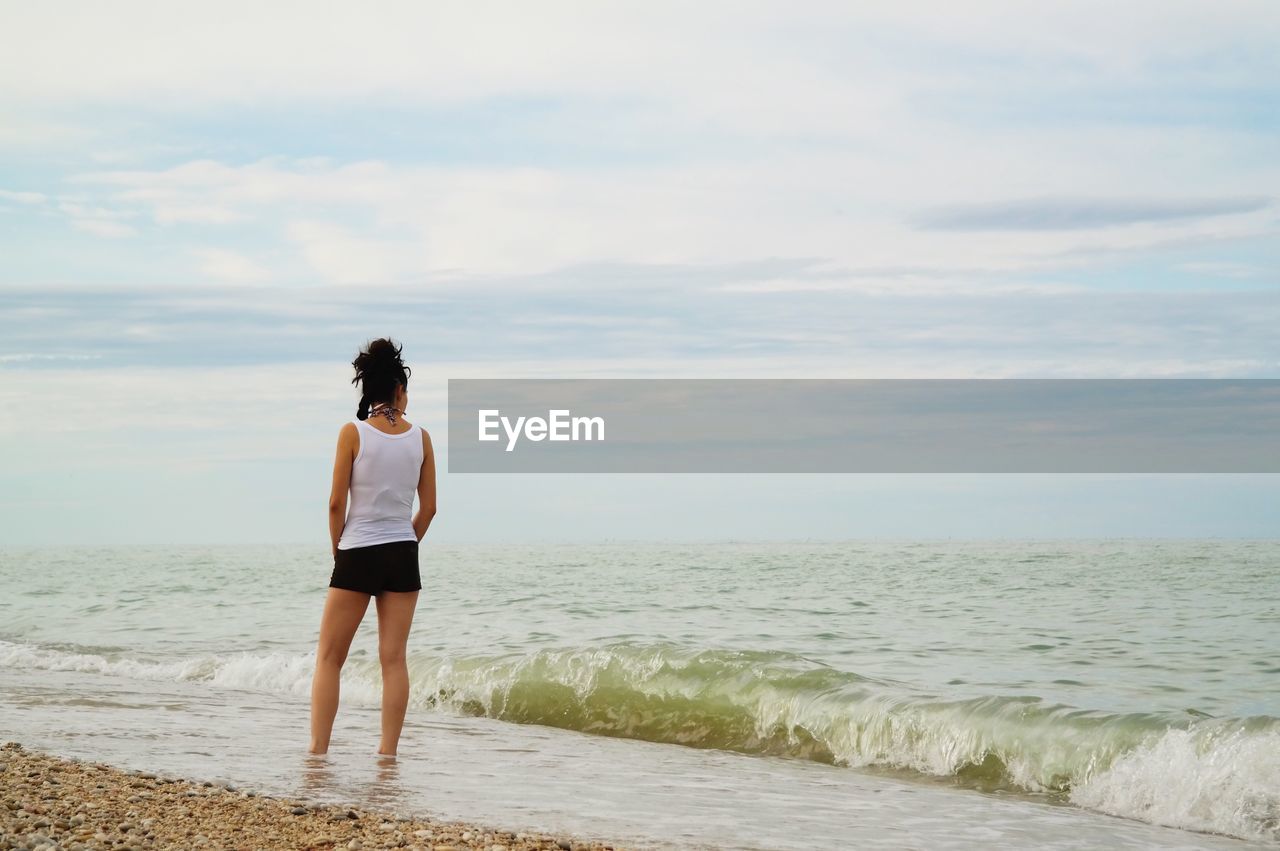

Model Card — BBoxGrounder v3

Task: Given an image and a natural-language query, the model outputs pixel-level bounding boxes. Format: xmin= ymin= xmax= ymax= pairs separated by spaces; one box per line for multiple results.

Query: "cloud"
xmin=57 ymin=150 xmax=1280 ymax=282
xmin=0 ymin=353 xmax=101 ymax=363
xmin=58 ymin=201 xmax=135 ymax=219
xmin=153 ymin=204 xmax=246 ymax=225
xmin=0 ymin=116 xmax=95 ymax=149
xmin=191 ymin=247 xmax=272 ymax=283
xmin=2 ymin=281 xmax=1275 ymax=380
xmin=0 ymin=189 xmax=46 ymax=204
xmin=71 ymin=218 xmax=137 ymax=238
xmin=53 ymin=199 xmax=140 ymax=238
xmin=1175 ymin=261 xmax=1270 ymax=280
xmin=2 ymin=2 xmax=1277 ymax=289
xmin=285 ymin=220 xmax=411 ymax=285
xmin=911 ymin=196 xmax=1273 ymax=231
xmin=2 ymin=3 xmax=1278 ymax=104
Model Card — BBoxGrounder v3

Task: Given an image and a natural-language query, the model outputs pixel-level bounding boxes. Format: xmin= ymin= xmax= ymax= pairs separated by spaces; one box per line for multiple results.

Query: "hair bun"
xmin=366 ymin=337 xmax=400 ymax=362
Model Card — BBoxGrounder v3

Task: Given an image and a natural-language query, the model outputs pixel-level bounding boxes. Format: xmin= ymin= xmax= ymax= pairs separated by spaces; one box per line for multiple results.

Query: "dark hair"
xmin=351 ymin=337 xmax=411 ymax=420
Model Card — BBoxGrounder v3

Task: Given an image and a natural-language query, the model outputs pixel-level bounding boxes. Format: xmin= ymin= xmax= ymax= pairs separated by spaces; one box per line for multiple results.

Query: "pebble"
xmin=1 ymin=744 xmax=624 ymax=850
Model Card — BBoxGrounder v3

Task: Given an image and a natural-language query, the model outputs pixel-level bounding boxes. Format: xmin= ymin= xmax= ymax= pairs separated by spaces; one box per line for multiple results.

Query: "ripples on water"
xmin=1 ymin=540 xmax=1278 ymax=845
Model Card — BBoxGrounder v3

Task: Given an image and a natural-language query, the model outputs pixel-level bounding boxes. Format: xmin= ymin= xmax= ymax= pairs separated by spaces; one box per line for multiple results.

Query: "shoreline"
xmin=0 ymin=742 xmax=627 ymax=851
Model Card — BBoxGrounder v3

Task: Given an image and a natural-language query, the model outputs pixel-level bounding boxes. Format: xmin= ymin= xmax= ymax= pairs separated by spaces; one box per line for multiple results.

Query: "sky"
xmin=1 ymin=1 xmax=1278 ymax=545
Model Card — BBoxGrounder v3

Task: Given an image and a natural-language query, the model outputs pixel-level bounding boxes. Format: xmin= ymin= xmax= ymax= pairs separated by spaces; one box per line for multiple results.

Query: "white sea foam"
xmin=1073 ymin=726 xmax=1280 ymax=842
xmin=0 ymin=639 xmax=384 ymax=707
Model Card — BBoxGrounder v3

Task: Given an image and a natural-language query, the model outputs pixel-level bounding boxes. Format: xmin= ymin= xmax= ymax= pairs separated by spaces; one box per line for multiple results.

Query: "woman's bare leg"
xmin=374 ymin=590 xmax=419 ymax=755
xmin=309 ymin=588 xmax=372 ymax=754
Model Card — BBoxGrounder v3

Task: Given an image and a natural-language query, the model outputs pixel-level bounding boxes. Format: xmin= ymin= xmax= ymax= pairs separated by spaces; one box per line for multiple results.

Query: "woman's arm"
xmin=328 ymin=423 xmax=358 ymax=556
xmin=412 ymin=428 xmax=437 ymax=541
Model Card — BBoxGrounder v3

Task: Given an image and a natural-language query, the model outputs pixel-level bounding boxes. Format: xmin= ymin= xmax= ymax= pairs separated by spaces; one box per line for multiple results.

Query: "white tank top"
xmin=337 ymin=419 xmax=424 ymax=550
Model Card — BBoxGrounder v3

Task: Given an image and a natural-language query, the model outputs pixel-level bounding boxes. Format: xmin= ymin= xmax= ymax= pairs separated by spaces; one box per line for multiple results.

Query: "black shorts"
xmin=329 ymin=540 xmax=421 ymax=596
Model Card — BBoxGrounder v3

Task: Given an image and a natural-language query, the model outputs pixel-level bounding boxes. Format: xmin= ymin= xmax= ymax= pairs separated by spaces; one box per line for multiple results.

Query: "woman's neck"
xmin=369 ymin=402 xmax=403 ymax=426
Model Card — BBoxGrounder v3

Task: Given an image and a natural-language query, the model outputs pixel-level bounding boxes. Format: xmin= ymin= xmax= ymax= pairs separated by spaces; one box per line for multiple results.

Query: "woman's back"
xmin=337 ymin=418 xmax=423 ymax=549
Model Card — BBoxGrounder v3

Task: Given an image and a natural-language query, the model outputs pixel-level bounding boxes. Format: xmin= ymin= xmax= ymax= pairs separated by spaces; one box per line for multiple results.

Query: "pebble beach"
xmin=0 ymin=743 xmax=623 ymax=851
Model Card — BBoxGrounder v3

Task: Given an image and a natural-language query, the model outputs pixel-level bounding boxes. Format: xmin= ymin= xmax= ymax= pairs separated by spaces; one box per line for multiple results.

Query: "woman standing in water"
xmin=310 ymin=338 xmax=437 ymax=756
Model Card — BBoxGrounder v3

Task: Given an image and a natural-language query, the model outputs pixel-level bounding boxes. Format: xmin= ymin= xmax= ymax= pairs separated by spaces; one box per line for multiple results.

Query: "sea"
xmin=1 ymin=540 xmax=1277 ymax=850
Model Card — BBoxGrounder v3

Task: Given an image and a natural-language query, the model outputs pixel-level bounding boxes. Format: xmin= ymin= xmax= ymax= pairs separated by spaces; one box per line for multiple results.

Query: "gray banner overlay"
xmin=447 ymin=379 xmax=1280 ymax=473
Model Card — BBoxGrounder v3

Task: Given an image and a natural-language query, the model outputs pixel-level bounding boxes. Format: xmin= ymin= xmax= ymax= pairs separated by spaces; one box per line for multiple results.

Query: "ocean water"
xmin=1 ymin=540 xmax=1277 ymax=849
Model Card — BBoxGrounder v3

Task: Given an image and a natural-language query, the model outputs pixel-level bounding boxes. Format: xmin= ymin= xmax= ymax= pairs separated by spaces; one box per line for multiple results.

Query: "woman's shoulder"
xmin=335 ymin=421 xmax=360 ymax=453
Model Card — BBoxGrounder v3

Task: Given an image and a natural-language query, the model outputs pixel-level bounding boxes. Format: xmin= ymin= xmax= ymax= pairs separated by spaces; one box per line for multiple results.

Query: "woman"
xmin=309 ymin=338 xmax=437 ymax=756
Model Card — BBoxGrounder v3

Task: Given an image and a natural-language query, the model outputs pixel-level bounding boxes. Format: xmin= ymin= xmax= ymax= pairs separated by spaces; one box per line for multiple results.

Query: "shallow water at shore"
xmin=3 ymin=665 xmax=1266 ymax=850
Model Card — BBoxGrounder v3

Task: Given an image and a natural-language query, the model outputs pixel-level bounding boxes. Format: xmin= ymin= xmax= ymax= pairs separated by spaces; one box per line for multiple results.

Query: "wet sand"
xmin=0 ymin=742 xmax=625 ymax=851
